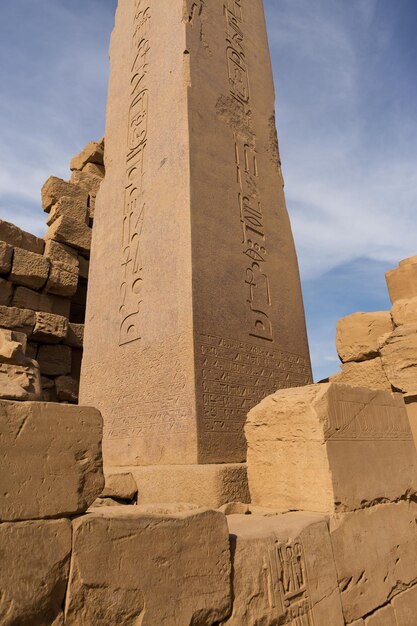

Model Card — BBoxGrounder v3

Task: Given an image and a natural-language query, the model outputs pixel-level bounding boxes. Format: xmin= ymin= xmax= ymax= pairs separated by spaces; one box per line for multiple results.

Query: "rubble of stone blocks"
xmin=0 ymin=139 xmax=103 ymax=404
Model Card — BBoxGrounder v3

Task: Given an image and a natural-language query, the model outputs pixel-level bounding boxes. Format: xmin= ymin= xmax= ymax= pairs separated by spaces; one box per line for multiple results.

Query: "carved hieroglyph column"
xmin=80 ymin=0 xmax=312 ymax=468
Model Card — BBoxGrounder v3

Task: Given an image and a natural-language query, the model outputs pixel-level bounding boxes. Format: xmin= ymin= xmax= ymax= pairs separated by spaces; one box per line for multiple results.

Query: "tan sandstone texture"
xmin=245 ymin=383 xmax=417 ymax=513
xmin=330 ymin=502 xmax=417 ymax=623
xmin=391 ymin=296 xmax=417 ymax=326
xmin=222 ymin=512 xmax=344 ymax=626
xmin=80 ymin=0 xmax=312 ymax=467
xmin=0 ymin=519 xmax=71 ymax=626
xmin=329 ymin=357 xmax=392 ymax=391
xmin=386 ymin=259 xmax=417 ymax=303
xmin=336 ymin=311 xmax=393 ymax=363
xmin=381 ymin=324 xmax=417 ymax=394
xmin=64 ymin=507 xmax=231 ymax=625
xmin=0 ymin=400 xmax=104 ymax=520
xmin=110 ymin=463 xmax=250 ymax=508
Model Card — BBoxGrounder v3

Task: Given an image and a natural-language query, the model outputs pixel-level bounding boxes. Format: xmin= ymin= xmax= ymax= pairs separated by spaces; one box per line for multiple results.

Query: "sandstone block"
xmin=44 ymin=239 xmax=79 ymax=270
xmin=381 ymin=324 xmax=417 ymax=394
xmin=0 ymin=218 xmax=44 ymax=254
xmin=45 ymin=262 xmax=79 ymax=297
xmin=46 ymin=215 xmax=92 ymax=254
xmin=70 ymin=140 xmax=104 ymax=171
xmin=41 ymin=176 xmax=88 ymax=213
xmin=47 ymin=195 xmax=89 ymax=227
xmin=32 ymin=311 xmax=68 ymax=344
xmin=115 ymin=463 xmax=250 ymax=508
xmin=0 ymin=278 xmax=13 ymax=305
xmin=391 ymin=584 xmax=417 ymax=626
xmin=391 ymin=296 xmax=417 ymax=326
xmin=12 ymin=285 xmax=70 ymax=318
xmin=223 ymin=513 xmax=344 ymax=626
xmin=10 ymin=247 xmax=50 ymax=290
xmin=37 ymin=344 xmax=71 ymax=376
xmin=64 ymin=322 xmax=84 ymax=348
xmin=70 ymin=169 xmax=103 ymax=195
xmin=0 ymin=240 xmax=13 ymax=273
xmin=386 ymin=262 xmax=417 ymax=304
xmin=0 ymin=360 xmax=41 ymax=401
xmin=365 ymin=605 xmax=396 ymax=625
xmin=405 ymin=396 xmax=417 ymax=452
xmin=0 ymin=304 xmax=35 ymax=334
xmin=246 ymin=383 xmax=417 ymax=513
xmin=26 ymin=342 xmax=37 ymax=360
xmin=102 ymin=471 xmax=137 ymax=501
xmin=55 ymin=375 xmax=79 ymax=403
xmin=78 ymin=256 xmax=89 ymax=279
xmin=0 ymin=400 xmax=103 ymax=520
xmin=65 ymin=508 xmax=231 ymax=625
xmin=329 ymin=357 xmax=392 ymax=391
xmin=0 ymin=328 xmax=27 ymax=362
xmin=330 ymin=502 xmax=417 ymax=622
xmin=336 ymin=312 xmax=393 ymax=363
xmin=0 ymin=519 xmax=71 ymax=626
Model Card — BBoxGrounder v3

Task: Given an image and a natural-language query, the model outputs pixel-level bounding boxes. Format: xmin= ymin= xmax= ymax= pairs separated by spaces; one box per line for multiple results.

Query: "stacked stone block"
xmin=0 ymin=138 xmax=104 ymax=404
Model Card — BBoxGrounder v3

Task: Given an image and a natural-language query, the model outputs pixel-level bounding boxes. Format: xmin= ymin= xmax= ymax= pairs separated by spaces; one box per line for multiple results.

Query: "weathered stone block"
xmin=391 ymin=584 xmax=417 ymax=626
xmin=246 ymin=383 xmax=417 ymax=513
xmin=32 ymin=311 xmax=68 ymax=344
xmin=116 ymin=463 xmax=250 ymax=508
xmin=41 ymin=176 xmax=88 ymax=213
xmin=102 ymin=471 xmax=137 ymax=501
xmin=44 ymin=239 xmax=79 ymax=269
xmin=12 ymin=285 xmax=70 ymax=318
xmin=386 ymin=262 xmax=417 ymax=304
xmin=10 ymin=247 xmax=50 ymax=290
xmin=0 ymin=218 xmax=44 ymax=254
xmin=55 ymin=375 xmax=79 ymax=403
xmin=0 ymin=400 xmax=103 ymax=520
xmin=37 ymin=344 xmax=71 ymax=376
xmin=78 ymin=256 xmax=89 ymax=279
xmin=223 ymin=513 xmax=344 ymax=626
xmin=45 ymin=263 xmax=78 ymax=297
xmin=330 ymin=357 xmax=392 ymax=391
xmin=64 ymin=322 xmax=84 ymax=348
xmin=0 ymin=304 xmax=35 ymax=334
xmin=0 ymin=240 xmax=13 ymax=273
xmin=336 ymin=312 xmax=393 ymax=363
xmin=0 ymin=278 xmax=13 ymax=305
xmin=381 ymin=324 xmax=417 ymax=394
xmin=46 ymin=215 xmax=92 ymax=254
xmin=70 ymin=139 xmax=104 ymax=171
xmin=391 ymin=296 xmax=417 ymax=326
xmin=330 ymin=502 xmax=417 ymax=623
xmin=0 ymin=361 xmax=41 ymax=401
xmin=64 ymin=508 xmax=231 ymax=625
xmin=47 ymin=195 xmax=89 ymax=227
xmin=0 ymin=519 xmax=71 ymax=626
xmin=70 ymin=169 xmax=103 ymax=195
xmin=0 ymin=328 xmax=27 ymax=362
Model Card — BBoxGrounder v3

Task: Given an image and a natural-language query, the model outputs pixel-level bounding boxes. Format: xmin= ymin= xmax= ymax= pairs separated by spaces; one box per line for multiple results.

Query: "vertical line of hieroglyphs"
xmin=119 ymin=0 xmax=151 ymax=346
xmin=224 ymin=0 xmax=273 ymax=342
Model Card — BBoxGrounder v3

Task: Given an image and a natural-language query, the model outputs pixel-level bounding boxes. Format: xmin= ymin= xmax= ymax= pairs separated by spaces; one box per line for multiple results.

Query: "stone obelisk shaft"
xmin=80 ymin=0 xmax=312 ymax=466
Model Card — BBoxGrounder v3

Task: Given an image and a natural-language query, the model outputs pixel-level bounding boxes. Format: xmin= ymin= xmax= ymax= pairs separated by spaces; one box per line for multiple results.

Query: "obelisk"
xmin=80 ymin=0 xmax=312 ymax=479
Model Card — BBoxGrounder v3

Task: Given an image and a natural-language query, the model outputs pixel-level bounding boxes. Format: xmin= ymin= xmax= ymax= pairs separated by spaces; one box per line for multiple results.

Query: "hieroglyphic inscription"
xmin=119 ymin=0 xmax=151 ymax=346
xmin=224 ymin=0 xmax=273 ymax=341
xmin=326 ymin=399 xmax=413 ymax=441
xmin=201 ymin=334 xmax=312 ymax=433
xmin=266 ymin=540 xmax=314 ymax=626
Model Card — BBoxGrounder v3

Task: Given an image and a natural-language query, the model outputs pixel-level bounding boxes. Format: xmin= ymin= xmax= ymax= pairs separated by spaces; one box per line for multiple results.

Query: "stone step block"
xmin=0 ymin=400 xmax=103 ymax=521
xmin=102 ymin=471 xmax=137 ymax=501
xmin=0 ymin=218 xmax=45 ymax=254
xmin=37 ymin=344 xmax=72 ymax=376
xmin=391 ymin=296 xmax=417 ymax=326
xmin=46 ymin=195 xmax=89 ymax=227
xmin=55 ymin=375 xmax=79 ymax=403
xmin=70 ymin=139 xmax=104 ymax=171
xmin=45 ymin=263 xmax=79 ymax=297
xmin=330 ymin=502 xmax=417 ymax=623
xmin=64 ymin=322 xmax=84 ymax=348
xmin=32 ymin=311 xmax=68 ymax=344
xmin=0 ymin=278 xmax=13 ymax=306
xmin=12 ymin=285 xmax=70 ymax=318
xmin=381 ymin=324 xmax=417 ymax=395
xmin=222 ymin=512 xmax=344 ymax=626
xmin=246 ymin=383 xmax=417 ymax=513
xmin=0 ymin=519 xmax=71 ymax=626
xmin=45 ymin=215 xmax=92 ymax=255
xmin=0 ymin=304 xmax=35 ymax=334
xmin=41 ymin=176 xmax=88 ymax=213
xmin=64 ymin=507 xmax=231 ymax=625
xmin=0 ymin=240 xmax=13 ymax=274
xmin=386 ymin=262 xmax=417 ymax=304
xmin=336 ymin=312 xmax=393 ymax=363
xmin=9 ymin=247 xmax=50 ymax=290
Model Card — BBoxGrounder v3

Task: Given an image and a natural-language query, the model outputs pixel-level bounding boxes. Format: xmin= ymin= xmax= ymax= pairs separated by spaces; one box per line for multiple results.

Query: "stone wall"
xmin=0 ymin=139 xmax=104 ymax=403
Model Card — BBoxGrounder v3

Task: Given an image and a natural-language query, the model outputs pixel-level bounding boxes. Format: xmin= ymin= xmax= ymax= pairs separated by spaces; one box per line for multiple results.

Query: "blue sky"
xmin=0 ymin=1 xmax=416 ymax=380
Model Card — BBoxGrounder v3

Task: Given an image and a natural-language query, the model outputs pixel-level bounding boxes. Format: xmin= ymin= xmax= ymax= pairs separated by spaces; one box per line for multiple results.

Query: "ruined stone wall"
xmin=0 ymin=139 xmax=104 ymax=403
